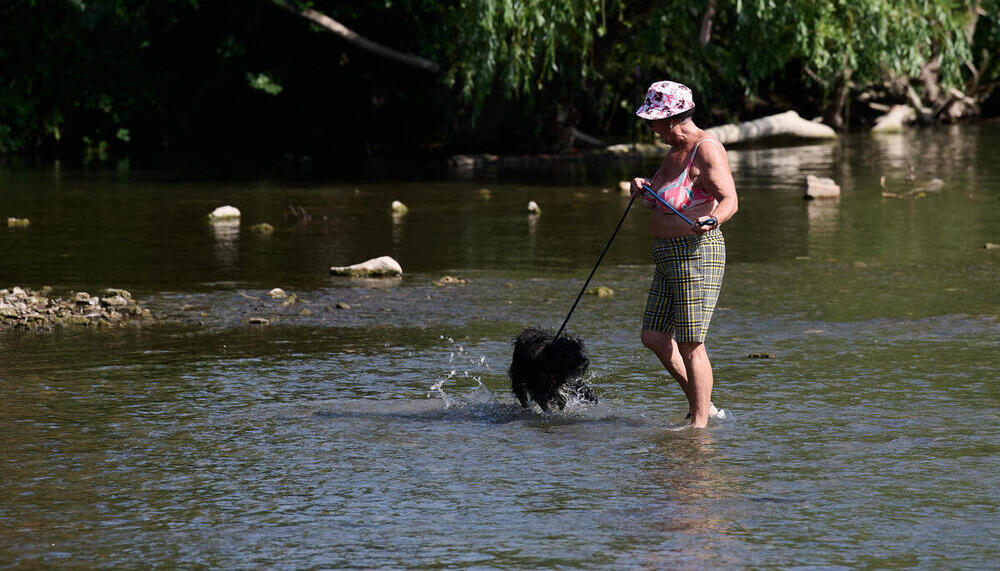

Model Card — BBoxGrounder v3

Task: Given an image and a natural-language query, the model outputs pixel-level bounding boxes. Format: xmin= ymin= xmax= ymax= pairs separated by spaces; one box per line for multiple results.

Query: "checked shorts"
xmin=642 ymin=229 xmax=726 ymax=343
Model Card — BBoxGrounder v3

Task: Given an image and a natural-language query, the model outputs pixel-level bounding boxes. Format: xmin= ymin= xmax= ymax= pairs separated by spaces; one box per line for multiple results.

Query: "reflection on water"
xmin=0 ymin=125 xmax=998 ymax=568
xmin=210 ymin=220 xmax=240 ymax=267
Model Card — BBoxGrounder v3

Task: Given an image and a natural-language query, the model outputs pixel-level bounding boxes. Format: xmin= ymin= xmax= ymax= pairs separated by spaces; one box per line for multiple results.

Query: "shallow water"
xmin=1 ymin=125 xmax=998 ymax=568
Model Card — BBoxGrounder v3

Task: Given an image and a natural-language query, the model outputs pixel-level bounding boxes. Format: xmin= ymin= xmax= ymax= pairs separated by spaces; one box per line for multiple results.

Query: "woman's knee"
xmin=676 ymin=340 xmax=705 ymax=360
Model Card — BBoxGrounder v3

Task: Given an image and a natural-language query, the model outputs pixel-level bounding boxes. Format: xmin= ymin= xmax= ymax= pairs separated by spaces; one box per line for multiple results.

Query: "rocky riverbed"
xmin=0 ymin=286 xmax=153 ymax=330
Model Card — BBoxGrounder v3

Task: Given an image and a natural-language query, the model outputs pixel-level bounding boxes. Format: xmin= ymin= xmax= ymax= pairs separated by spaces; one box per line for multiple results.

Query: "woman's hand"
xmin=629 ymin=177 xmax=648 ymax=198
xmin=691 ymin=215 xmax=718 ymax=234
xmin=631 ymin=177 xmax=656 ymax=208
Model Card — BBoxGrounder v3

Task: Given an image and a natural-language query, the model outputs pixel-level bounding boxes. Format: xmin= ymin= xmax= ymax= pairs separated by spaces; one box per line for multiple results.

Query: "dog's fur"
xmin=508 ymin=327 xmax=597 ymax=411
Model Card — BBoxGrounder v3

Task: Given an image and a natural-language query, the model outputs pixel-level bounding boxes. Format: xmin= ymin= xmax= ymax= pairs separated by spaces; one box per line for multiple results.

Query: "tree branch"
xmin=273 ymin=1 xmax=440 ymax=73
xmin=699 ymin=0 xmax=717 ymax=47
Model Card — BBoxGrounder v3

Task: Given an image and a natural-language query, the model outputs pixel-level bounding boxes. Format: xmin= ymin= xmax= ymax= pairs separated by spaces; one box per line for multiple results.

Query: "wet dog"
xmin=508 ymin=327 xmax=597 ymax=411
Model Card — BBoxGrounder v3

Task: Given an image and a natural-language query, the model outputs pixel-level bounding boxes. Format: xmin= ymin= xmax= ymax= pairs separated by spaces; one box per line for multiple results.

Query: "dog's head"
xmin=539 ymin=334 xmax=589 ymax=382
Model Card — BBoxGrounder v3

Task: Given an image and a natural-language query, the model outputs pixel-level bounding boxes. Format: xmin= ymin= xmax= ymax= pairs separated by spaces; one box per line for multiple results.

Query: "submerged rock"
xmin=586 ymin=286 xmax=615 ymax=297
xmin=433 ymin=276 xmax=468 ymax=286
xmin=330 ymin=256 xmax=403 ymax=277
xmin=1 ymin=286 xmax=153 ymax=330
xmin=250 ymin=222 xmax=275 ymax=235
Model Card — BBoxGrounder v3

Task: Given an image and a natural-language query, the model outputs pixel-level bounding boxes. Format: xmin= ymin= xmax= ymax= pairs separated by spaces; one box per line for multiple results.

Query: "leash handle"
xmin=555 ymin=193 xmax=637 ymax=339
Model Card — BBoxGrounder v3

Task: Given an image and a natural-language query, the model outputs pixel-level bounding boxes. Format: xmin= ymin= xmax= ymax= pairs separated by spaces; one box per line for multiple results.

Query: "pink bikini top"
xmin=643 ymin=139 xmax=719 ymax=213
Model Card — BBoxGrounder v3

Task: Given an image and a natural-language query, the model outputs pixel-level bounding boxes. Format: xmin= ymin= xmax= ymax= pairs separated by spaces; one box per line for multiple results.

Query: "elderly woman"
xmin=629 ymin=81 xmax=738 ymax=428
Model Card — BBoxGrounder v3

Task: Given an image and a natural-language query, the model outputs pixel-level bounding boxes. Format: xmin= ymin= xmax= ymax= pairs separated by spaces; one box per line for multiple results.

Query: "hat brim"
xmin=635 ymin=103 xmax=695 ymax=120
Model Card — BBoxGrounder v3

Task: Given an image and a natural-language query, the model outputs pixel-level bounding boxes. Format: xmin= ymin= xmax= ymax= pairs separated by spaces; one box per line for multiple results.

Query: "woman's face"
xmin=646 ymin=117 xmax=674 ymax=139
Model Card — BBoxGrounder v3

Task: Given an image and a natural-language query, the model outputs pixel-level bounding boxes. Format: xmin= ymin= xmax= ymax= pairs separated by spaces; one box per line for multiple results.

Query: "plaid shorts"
xmin=642 ymin=229 xmax=726 ymax=343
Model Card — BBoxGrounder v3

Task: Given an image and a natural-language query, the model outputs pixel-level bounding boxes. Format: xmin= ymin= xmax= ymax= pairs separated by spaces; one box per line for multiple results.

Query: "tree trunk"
xmin=824 ymin=68 xmax=851 ymax=131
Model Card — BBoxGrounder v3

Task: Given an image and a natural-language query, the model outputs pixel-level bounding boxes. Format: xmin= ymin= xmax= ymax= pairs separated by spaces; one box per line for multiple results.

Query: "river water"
xmin=1 ymin=126 xmax=998 ymax=568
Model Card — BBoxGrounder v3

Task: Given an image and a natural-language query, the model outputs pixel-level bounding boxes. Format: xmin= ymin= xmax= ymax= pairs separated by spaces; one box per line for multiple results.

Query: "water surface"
xmin=1 ymin=126 xmax=998 ymax=568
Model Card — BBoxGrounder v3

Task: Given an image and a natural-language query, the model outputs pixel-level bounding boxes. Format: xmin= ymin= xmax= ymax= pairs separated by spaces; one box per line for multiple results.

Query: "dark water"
xmin=2 ymin=125 xmax=998 ymax=568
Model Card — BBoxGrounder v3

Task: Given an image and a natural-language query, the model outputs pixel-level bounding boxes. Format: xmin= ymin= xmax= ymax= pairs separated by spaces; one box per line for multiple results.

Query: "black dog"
xmin=508 ymin=327 xmax=597 ymax=412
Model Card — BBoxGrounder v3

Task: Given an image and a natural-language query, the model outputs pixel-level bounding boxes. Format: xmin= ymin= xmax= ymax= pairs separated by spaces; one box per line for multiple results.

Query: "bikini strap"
xmin=685 ymin=138 xmax=721 ymax=169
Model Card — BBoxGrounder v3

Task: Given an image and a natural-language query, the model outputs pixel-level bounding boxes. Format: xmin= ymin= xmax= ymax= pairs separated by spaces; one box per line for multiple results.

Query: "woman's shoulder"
xmin=694 ymin=133 xmax=728 ymax=163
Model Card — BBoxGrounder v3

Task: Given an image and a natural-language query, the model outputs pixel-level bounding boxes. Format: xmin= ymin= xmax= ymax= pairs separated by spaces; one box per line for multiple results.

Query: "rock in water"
xmin=433 ymin=275 xmax=468 ymax=286
xmin=527 ymin=201 xmax=541 ymax=214
xmin=330 ymin=256 xmax=403 ymax=277
xmin=207 ymin=205 xmax=241 ymax=221
xmin=586 ymin=286 xmax=615 ymax=297
xmin=7 ymin=218 xmax=30 ymax=228
xmin=804 ymin=175 xmax=841 ymax=199
xmin=390 ymin=201 xmax=409 ymax=215
xmin=872 ymin=105 xmax=917 ymax=133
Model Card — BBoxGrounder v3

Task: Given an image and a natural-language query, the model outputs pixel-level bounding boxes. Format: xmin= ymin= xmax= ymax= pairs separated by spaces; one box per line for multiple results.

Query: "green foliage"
xmin=0 ymin=0 xmax=996 ymax=156
xmin=247 ymin=72 xmax=284 ymax=95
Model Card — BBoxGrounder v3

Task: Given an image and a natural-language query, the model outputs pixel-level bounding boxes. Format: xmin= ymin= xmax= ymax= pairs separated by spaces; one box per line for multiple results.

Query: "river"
xmin=1 ymin=125 xmax=998 ymax=567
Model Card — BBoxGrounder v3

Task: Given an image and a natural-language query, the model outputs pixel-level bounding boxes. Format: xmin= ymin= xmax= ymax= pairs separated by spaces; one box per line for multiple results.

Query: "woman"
xmin=629 ymin=81 xmax=738 ymax=428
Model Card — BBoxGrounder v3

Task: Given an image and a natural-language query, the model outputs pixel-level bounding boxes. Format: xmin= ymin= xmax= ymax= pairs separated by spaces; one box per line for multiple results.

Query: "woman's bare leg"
xmin=641 ymin=329 xmax=694 ymax=409
xmin=677 ymin=341 xmax=714 ymax=427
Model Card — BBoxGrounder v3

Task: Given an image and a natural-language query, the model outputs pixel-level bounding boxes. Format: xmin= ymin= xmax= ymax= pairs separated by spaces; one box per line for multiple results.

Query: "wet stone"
xmin=1 ymin=286 xmax=154 ymax=331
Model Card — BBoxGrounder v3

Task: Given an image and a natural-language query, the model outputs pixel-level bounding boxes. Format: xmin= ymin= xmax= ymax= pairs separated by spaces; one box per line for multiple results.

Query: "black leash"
xmin=555 ymin=192 xmax=638 ymax=339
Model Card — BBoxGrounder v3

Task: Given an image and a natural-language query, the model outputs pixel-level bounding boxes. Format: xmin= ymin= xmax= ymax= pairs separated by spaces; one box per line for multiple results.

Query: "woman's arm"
xmin=692 ymin=141 xmax=738 ymax=232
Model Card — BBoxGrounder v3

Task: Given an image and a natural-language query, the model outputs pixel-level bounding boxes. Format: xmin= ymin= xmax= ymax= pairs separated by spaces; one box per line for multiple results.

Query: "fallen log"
xmin=705 ymin=111 xmax=837 ymax=145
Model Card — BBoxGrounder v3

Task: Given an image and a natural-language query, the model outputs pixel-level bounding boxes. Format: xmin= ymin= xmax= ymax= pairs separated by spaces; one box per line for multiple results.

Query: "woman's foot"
xmin=686 ymin=402 xmax=719 ymax=419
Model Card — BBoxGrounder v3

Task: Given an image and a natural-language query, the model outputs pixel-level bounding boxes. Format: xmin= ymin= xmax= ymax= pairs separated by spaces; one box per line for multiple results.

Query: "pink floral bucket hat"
xmin=635 ymin=81 xmax=695 ymax=120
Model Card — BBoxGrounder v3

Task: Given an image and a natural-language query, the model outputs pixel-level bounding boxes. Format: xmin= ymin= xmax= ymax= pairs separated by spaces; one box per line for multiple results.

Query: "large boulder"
xmin=330 ymin=256 xmax=403 ymax=277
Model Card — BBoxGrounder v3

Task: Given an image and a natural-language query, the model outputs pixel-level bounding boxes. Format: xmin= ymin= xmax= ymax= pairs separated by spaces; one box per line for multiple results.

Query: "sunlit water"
xmin=1 ymin=125 xmax=998 ymax=567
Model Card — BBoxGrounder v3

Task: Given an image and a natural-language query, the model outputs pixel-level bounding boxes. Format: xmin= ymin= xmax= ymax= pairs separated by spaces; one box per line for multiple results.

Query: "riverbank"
xmin=0 ymin=287 xmax=153 ymax=330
